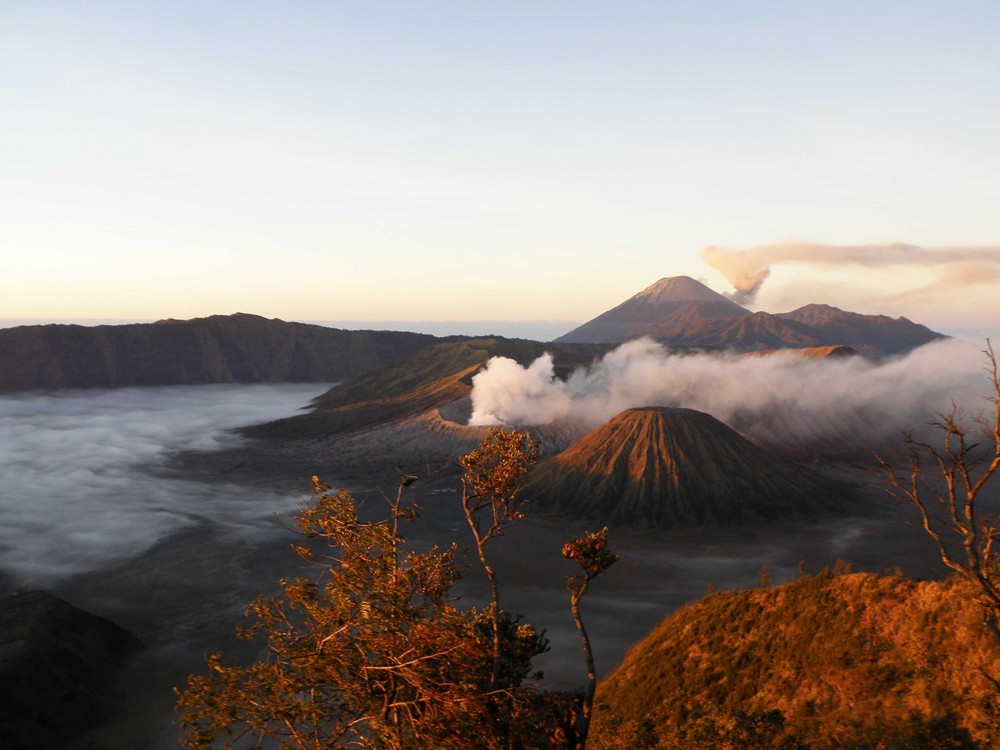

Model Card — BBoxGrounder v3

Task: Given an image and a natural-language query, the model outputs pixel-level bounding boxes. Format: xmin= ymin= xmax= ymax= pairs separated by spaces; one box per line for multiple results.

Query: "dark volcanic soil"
xmin=49 ymin=426 xmax=953 ymax=750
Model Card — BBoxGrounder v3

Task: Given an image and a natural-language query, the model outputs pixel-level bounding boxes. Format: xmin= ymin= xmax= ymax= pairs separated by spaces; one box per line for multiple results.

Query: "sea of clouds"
xmin=0 ymin=383 xmax=331 ymax=587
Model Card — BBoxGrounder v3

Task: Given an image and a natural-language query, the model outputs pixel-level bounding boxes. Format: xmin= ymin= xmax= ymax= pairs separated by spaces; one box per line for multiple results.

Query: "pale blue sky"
xmin=3 ymin=2 xmax=999 ymax=335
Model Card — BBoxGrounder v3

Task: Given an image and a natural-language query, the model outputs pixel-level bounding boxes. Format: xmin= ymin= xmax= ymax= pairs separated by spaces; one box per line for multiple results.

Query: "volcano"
xmin=523 ymin=407 xmax=841 ymax=527
xmin=554 ymin=276 xmax=749 ymax=344
xmin=554 ymin=275 xmax=944 ymax=354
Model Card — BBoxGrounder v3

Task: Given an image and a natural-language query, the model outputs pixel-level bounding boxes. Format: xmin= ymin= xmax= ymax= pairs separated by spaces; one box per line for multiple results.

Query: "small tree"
xmin=176 ymin=478 xmax=523 ymax=749
xmin=562 ymin=527 xmax=619 ymax=749
xmin=880 ymin=341 xmax=1000 ymax=645
xmin=459 ymin=428 xmax=540 ymax=690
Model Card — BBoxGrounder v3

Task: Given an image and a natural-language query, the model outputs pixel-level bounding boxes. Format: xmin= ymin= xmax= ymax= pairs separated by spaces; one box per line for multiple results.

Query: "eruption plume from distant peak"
xmin=700 ymin=241 xmax=1000 ymax=305
xmin=699 ymin=246 xmax=772 ymax=305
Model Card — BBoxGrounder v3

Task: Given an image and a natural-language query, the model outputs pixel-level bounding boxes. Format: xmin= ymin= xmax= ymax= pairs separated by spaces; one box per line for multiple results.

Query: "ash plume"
xmin=469 ymin=338 xmax=992 ymax=459
xmin=700 ymin=242 xmax=1000 ymax=305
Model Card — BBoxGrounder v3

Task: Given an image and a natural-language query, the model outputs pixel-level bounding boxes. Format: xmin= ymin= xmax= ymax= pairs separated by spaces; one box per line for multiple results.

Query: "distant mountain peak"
xmin=633 ymin=276 xmax=733 ymax=305
xmin=791 ymin=302 xmax=844 ymax=314
xmin=554 ymin=276 xmax=748 ymax=344
xmin=555 ymin=276 xmax=944 ymax=354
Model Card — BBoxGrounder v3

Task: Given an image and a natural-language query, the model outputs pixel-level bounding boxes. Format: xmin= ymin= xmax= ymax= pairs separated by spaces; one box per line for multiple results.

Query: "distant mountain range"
xmin=0 ymin=314 xmax=443 ymax=392
xmin=0 ymin=278 xmax=946 ymax=393
xmin=555 ymin=276 xmax=945 ymax=355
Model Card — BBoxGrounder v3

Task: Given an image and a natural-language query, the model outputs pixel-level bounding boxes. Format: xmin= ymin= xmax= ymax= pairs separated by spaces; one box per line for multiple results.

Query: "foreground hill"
xmin=591 ymin=572 xmax=1000 ymax=749
xmin=0 ymin=314 xmax=442 ymax=391
xmin=522 ymin=407 xmax=842 ymax=527
xmin=555 ymin=276 xmax=945 ymax=355
xmin=0 ymin=591 xmax=140 ymax=748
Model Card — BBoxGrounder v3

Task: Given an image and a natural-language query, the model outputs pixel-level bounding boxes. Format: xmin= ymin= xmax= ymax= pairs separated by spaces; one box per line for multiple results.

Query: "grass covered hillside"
xmin=591 ymin=571 xmax=1000 ymax=749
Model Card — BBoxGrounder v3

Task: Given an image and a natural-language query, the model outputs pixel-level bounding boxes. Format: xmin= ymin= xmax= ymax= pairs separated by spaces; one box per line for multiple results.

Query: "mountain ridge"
xmin=243 ymin=337 xmax=612 ymax=439
xmin=0 ymin=314 xmax=447 ymax=392
xmin=555 ymin=276 xmax=945 ymax=354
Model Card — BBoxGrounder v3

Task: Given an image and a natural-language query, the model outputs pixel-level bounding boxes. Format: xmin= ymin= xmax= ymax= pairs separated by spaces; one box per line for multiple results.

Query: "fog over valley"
xmin=0 ymin=384 xmax=331 ymax=586
xmin=4 ymin=338 xmax=991 ymax=595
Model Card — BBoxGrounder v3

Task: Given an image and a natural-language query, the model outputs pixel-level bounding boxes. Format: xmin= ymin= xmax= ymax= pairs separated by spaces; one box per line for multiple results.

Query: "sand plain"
xmin=53 ymin=407 xmax=953 ymax=750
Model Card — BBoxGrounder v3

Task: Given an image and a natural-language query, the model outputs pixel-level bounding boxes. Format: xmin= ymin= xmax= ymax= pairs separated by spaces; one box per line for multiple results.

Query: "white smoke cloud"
xmin=700 ymin=241 xmax=1000 ymax=307
xmin=0 ymin=383 xmax=331 ymax=587
xmin=467 ymin=353 xmax=573 ymax=426
xmin=469 ymin=338 xmax=994 ymax=458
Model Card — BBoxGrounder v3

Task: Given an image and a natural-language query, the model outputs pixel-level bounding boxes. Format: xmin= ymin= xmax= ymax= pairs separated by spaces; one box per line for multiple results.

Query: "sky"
xmin=3 ymin=2 xmax=999 ymax=338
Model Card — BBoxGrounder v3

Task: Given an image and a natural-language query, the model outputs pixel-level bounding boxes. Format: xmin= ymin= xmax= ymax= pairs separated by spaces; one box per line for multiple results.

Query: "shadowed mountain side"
xmin=591 ymin=572 xmax=1000 ymax=749
xmin=0 ymin=314 xmax=447 ymax=392
xmin=602 ymin=308 xmax=941 ymax=355
xmin=0 ymin=591 xmax=141 ymax=749
xmin=243 ymin=338 xmax=611 ymax=439
xmin=630 ymin=299 xmax=754 ymax=337
xmin=775 ymin=303 xmax=946 ymax=355
xmin=652 ymin=310 xmax=822 ymax=351
xmin=523 ymin=407 xmax=844 ymax=528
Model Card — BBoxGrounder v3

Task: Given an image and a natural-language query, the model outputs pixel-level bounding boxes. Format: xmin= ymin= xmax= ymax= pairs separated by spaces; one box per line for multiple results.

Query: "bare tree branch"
xmin=879 ymin=340 xmax=1000 ymax=646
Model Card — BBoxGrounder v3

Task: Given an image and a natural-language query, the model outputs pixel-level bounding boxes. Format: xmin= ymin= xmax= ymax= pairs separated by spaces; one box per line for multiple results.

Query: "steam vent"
xmin=523 ymin=406 xmax=840 ymax=528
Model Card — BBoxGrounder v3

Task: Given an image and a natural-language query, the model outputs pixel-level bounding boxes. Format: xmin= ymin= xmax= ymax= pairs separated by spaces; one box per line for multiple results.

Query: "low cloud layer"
xmin=700 ymin=241 xmax=1000 ymax=307
xmin=0 ymin=384 xmax=330 ymax=587
xmin=469 ymin=338 xmax=994 ymax=458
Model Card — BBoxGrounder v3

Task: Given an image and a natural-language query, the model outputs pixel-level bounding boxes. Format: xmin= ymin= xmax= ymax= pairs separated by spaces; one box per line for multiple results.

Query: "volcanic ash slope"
xmin=522 ymin=406 xmax=843 ymax=528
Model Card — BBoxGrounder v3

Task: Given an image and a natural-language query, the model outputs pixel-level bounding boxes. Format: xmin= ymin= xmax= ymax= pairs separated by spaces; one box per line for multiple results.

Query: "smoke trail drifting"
xmin=700 ymin=242 xmax=1000 ymax=305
